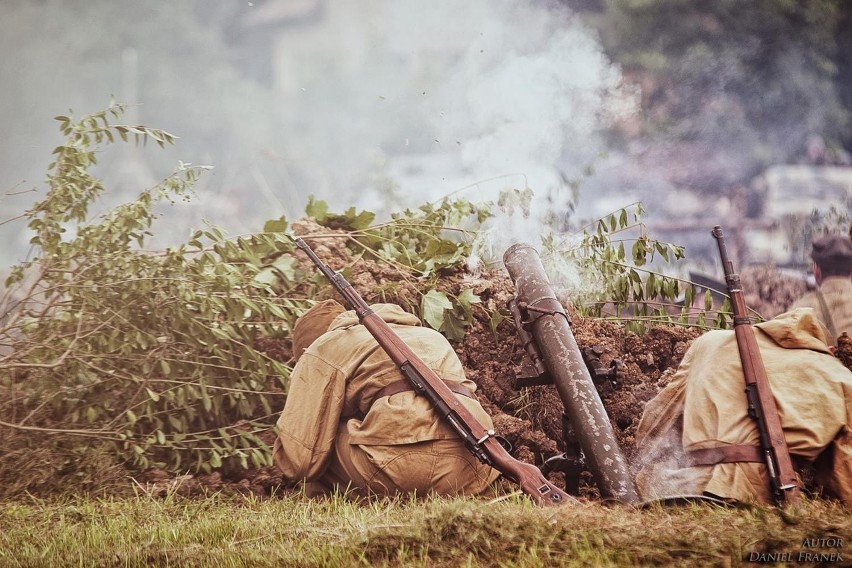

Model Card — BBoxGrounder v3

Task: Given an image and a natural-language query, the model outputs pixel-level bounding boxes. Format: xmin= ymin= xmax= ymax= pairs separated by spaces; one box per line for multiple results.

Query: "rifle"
xmin=711 ymin=226 xmax=801 ymax=506
xmin=295 ymin=237 xmax=573 ymax=507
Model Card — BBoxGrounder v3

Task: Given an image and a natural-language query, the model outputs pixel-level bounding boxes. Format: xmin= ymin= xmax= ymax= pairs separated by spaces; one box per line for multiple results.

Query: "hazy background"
xmin=1 ymin=0 xmax=850 ymax=268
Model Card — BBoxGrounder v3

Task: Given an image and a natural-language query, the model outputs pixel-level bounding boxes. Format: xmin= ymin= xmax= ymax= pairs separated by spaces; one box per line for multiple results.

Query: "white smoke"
xmin=0 ymin=0 xmax=637 ymax=268
xmin=270 ymin=0 xmax=637 ymax=237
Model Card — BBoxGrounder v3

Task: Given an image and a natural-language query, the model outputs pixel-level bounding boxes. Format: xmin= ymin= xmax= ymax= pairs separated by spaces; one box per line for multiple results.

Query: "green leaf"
xmin=488 ymin=308 xmax=509 ymax=338
xmin=305 ymin=196 xmax=329 ymax=221
xmin=645 ymin=272 xmax=657 ymax=299
xmin=455 ymin=288 xmax=481 ymax=320
xmin=440 ymin=310 xmax=468 ymax=341
xmin=632 ymin=240 xmax=647 ymax=266
xmin=320 ymin=207 xmax=376 ymax=232
xmin=456 ymin=288 xmax=481 ymax=309
xmin=263 ymin=217 xmax=288 ymax=233
xmin=655 ymin=241 xmax=670 ymax=261
xmin=420 ymin=290 xmax=452 ymax=330
xmin=270 ymin=256 xmax=296 ymax=281
xmin=253 ymin=268 xmax=279 ymax=288
xmin=342 ymin=207 xmax=375 ymax=230
xmin=684 ymin=283 xmax=696 ymax=307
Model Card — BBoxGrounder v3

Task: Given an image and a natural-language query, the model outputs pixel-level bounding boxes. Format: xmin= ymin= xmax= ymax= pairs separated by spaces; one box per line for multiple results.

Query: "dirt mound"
xmin=140 ymin=222 xmax=851 ymax=500
xmin=837 ymin=332 xmax=852 ymax=369
xmin=741 ymin=265 xmax=809 ymax=320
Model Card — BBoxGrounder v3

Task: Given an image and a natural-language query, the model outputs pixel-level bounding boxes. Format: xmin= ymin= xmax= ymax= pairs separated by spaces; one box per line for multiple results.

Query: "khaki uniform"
xmin=635 ymin=308 xmax=852 ymax=505
xmin=273 ymin=304 xmax=500 ymax=496
xmin=790 ymin=276 xmax=852 ymax=340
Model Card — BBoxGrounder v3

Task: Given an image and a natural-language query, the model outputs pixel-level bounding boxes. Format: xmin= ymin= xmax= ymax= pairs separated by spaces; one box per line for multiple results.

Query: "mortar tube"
xmin=503 ymin=243 xmax=639 ymax=503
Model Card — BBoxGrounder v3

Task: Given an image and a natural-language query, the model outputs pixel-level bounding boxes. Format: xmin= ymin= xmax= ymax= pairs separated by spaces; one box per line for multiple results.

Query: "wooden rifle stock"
xmin=711 ymin=226 xmax=801 ymax=506
xmin=295 ymin=237 xmax=573 ymax=507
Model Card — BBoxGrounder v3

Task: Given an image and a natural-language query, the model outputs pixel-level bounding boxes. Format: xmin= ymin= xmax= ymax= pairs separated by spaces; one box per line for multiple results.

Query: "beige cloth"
xmin=790 ymin=276 xmax=852 ymax=340
xmin=273 ymin=303 xmax=500 ymax=497
xmin=635 ymin=308 xmax=852 ymax=505
xmin=291 ymin=299 xmax=345 ymax=361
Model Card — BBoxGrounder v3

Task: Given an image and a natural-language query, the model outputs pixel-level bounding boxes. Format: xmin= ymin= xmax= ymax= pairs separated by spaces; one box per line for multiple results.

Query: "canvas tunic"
xmin=790 ymin=276 xmax=852 ymax=340
xmin=635 ymin=308 xmax=852 ymax=505
xmin=273 ymin=303 xmax=500 ymax=496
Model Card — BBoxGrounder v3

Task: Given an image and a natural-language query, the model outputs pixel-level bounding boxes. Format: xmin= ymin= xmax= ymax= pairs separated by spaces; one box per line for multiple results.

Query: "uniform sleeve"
xmin=272 ymin=353 xmax=346 ymax=483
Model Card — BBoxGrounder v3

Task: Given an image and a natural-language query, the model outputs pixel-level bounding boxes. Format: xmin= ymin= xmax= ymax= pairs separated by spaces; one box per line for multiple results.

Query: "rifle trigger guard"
xmin=496 ymin=435 xmax=513 ymax=452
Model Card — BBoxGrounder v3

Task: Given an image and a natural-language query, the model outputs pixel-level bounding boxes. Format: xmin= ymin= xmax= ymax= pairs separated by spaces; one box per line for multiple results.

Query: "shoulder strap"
xmin=815 ymin=290 xmax=838 ymax=341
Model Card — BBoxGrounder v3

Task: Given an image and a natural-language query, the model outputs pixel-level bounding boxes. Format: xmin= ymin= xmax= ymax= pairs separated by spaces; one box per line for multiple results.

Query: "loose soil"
xmin=139 ymin=221 xmax=851 ymax=500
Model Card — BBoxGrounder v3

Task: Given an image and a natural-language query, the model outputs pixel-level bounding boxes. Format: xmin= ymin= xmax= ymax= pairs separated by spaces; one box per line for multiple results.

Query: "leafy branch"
xmin=542 ymin=202 xmax=734 ymax=333
xmin=0 ymin=105 xmax=297 ymax=480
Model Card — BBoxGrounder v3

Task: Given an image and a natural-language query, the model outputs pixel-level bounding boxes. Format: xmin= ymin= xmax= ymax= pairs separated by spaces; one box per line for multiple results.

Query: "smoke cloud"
xmin=0 ymin=0 xmax=636 ymax=266
xmin=267 ymin=0 xmax=635 ymax=222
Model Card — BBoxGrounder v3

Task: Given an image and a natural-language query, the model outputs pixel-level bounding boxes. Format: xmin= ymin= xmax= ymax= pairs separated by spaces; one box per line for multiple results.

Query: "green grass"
xmin=1 ymin=491 xmax=849 ymax=567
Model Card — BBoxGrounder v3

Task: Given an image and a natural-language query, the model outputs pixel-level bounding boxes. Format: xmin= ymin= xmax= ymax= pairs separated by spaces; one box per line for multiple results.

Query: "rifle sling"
xmin=354 ymin=379 xmax=478 ymax=422
xmin=373 ymin=378 xmax=477 ymax=403
xmin=686 ymin=445 xmax=762 ymax=465
xmin=816 ymin=290 xmax=839 ymax=341
xmin=686 ymin=445 xmax=807 ymax=467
